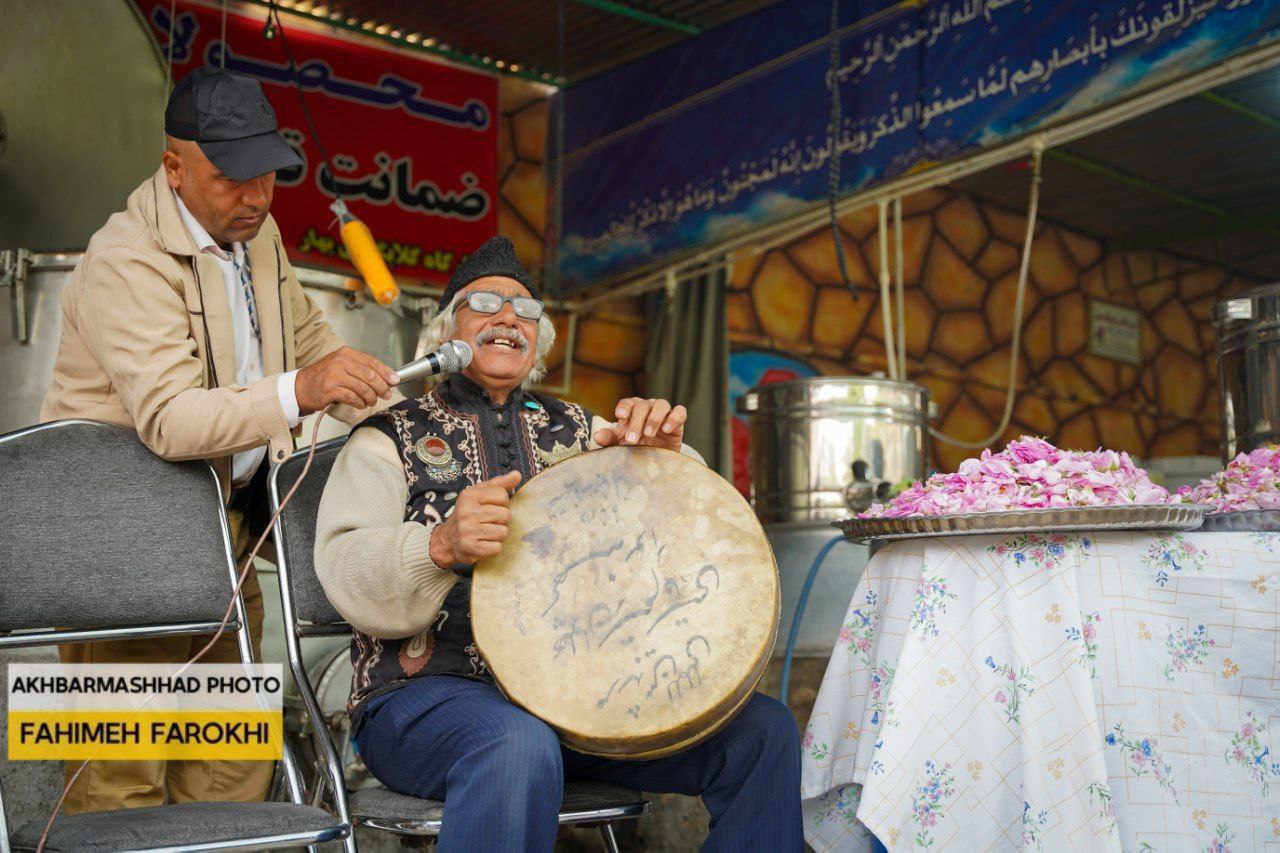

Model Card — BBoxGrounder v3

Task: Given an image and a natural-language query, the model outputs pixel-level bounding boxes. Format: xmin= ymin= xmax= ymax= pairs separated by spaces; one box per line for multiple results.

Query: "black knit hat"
xmin=441 ymin=236 xmax=537 ymax=307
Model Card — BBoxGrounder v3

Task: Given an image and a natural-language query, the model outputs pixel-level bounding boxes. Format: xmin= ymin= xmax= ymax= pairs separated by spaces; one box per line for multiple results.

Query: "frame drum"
xmin=471 ymin=446 xmax=779 ymax=759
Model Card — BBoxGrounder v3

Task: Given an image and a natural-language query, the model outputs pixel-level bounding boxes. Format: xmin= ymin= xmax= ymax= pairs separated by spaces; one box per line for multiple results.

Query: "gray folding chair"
xmin=269 ymin=439 xmax=651 ymax=851
xmin=0 ymin=420 xmax=351 ymax=853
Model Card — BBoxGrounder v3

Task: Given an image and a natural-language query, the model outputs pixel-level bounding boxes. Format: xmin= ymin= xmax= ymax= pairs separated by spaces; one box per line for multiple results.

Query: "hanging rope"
xmin=267 ymin=1 xmax=340 ymax=202
xmin=876 ymin=199 xmax=900 ymax=381
xmin=827 ymin=0 xmax=859 ymax=301
xmin=551 ymin=0 xmax=567 ymax=303
xmin=894 ymin=195 xmax=906 ymax=378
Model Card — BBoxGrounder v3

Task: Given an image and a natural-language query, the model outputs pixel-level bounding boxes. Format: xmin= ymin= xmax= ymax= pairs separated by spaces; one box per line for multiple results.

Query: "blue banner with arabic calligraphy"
xmin=557 ymin=0 xmax=1279 ymax=289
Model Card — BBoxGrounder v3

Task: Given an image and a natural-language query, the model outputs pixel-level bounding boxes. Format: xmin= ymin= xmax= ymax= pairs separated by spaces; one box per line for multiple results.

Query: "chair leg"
xmin=268 ymin=759 xmax=285 ymax=802
xmin=598 ymin=822 xmax=621 ymax=853
xmin=279 ymin=740 xmax=309 ymax=804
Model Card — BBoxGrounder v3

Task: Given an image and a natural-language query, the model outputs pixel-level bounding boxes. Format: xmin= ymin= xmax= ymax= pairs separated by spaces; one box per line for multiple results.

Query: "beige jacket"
xmin=40 ymin=165 xmax=382 ymax=497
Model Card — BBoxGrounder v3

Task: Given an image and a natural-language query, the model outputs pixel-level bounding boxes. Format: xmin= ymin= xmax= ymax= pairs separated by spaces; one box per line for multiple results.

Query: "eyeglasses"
xmin=455 ymin=291 xmax=544 ymax=321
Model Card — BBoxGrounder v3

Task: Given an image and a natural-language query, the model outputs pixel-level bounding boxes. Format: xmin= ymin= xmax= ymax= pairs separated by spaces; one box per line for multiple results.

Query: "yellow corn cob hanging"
xmin=330 ymin=200 xmax=399 ymax=306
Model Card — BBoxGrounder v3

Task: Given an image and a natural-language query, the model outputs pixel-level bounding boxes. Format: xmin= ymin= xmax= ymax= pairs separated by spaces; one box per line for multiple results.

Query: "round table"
xmin=801 ymin=529 xmax=1280 ymax=851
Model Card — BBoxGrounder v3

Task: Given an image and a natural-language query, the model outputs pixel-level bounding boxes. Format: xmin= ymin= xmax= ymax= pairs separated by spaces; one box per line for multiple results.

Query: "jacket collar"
xmin=149 ymin=165 xmax=201 ymax=258
xmin=172 ymin=190 xmax=234 ymax=261
xmin=440 ymin=372 xmax=526 ymax=409
xmin=146 ymin=165 xmax=287 ymax=376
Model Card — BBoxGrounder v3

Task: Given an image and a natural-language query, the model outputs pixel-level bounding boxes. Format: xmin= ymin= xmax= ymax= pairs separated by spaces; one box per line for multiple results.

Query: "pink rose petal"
xmin=859 ymin=436 xmax=1172 ymax=518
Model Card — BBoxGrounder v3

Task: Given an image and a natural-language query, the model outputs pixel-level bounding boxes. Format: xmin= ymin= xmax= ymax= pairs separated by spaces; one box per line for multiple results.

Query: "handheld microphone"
xmin=394 ymin=339 xmax=473 ymax=384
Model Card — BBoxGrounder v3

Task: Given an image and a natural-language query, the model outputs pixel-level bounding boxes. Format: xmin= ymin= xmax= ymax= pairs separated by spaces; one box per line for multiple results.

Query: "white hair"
xmin=425 ymin=291 xmax=556 ymax=386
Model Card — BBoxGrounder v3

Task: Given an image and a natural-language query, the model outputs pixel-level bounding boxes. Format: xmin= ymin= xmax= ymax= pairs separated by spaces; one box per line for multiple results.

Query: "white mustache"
xmin=476 ymin=327 xmax=528 ymax=350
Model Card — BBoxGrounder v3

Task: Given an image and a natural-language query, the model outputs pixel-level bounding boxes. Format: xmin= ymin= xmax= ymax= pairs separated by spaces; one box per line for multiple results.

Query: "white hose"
xmin=877 ymin=199 xmax=900 ymax=381
xmin=893 ymin=196 xmax=906 ymax=379
xmin=929 ymin=136 xmax=1045 ymax=450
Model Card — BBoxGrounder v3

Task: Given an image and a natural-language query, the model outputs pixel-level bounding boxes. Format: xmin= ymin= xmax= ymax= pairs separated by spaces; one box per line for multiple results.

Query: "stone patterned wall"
xmin=499 ymin=82 xmax=1249 ymax=470
xmin=727 ymin=187 xmax=1254 ymax=472
xmin=498 ymin=79 xmax=646 ymax=418
xmin=542 ymin=299 xmax=647 ymax=419
xmin=498 ymin=78 xmax=549 ymax=276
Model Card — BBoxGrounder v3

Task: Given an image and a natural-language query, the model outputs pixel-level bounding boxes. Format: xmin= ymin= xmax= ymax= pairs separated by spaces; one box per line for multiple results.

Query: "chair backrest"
xmin=269 ymin=439 xmax=348 ymax=628
xmin=0 ymin=420 xmax=238 ymax=632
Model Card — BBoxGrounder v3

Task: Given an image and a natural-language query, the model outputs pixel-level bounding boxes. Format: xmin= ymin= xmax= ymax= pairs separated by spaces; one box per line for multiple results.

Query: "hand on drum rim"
xmin=593 ymin=397 xmax=686 ymax=452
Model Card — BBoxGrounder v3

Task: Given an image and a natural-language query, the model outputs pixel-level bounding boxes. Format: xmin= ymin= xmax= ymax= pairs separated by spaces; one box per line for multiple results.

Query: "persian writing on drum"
xmin=518 ymin=468 xmax=720 ymax=721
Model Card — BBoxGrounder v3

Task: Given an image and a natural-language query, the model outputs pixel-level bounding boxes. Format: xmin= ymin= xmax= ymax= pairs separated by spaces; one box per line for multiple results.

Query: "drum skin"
xmin=471 ymin=446 xmax=780 ymax=759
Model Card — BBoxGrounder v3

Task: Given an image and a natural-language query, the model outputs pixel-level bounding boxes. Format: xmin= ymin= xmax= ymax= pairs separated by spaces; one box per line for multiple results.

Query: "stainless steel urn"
xmin=737 ymin=376 xmax=930 ymax=658
xmin=1215 ymin=283 xmax=1280 ymax=462
xmin=737 ymin=376 xmax=932 ymax=523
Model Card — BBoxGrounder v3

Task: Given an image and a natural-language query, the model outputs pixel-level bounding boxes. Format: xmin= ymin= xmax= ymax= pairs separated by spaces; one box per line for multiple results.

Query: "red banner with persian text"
xmin=140 ymin=0 xmax=498 ymax=283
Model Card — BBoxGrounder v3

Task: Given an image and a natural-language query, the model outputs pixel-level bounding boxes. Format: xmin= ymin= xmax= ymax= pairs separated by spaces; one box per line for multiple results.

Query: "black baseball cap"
xmin=165 ymin=67 xmax=302 ymax=181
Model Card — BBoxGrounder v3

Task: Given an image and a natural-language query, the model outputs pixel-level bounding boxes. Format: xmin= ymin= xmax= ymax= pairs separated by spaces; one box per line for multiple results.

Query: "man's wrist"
xmin=277 ymin=370 xmax=302 ymax=427
xmin=428 ymin=524 xmax=455 ymax=569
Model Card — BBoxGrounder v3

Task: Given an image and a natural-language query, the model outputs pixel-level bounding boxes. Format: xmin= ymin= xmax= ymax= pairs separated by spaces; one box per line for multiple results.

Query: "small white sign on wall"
xmin=1088 ymin=300 xmax=1141 ymax=365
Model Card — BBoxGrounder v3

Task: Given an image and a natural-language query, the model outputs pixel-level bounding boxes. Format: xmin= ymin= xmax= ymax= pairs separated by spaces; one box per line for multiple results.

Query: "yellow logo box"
xmin=9 ymin=711 xmax=282 ymax=761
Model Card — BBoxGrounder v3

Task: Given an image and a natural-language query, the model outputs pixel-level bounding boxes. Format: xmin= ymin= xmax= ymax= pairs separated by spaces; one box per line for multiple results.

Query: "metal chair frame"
xmin=268 ymin=439 xmax=650 ymax=852
xmin=0 ymin=420 xmax=350 ymax=853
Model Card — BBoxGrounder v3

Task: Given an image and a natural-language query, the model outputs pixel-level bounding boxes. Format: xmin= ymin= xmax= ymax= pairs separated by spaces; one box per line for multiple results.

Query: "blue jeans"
xmin=354 ymin=676 xmax=803 ymax=852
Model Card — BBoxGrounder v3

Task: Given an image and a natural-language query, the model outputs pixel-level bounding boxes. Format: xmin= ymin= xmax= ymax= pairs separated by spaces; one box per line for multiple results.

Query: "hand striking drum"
xmin=315 ymin=236 xmax=804 ymax=851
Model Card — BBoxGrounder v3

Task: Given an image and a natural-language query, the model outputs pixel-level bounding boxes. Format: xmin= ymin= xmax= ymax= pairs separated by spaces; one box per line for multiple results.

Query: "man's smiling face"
xmin=453 ymin=276 xmax=539 ymax=395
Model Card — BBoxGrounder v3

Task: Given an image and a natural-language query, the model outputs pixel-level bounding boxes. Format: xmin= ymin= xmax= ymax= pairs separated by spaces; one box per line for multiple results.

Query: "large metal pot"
xmin=1216 ymin=283 xmax=1280 ymax=462
xmin=736 ymin=376 xmax=929 ymax=660
xmin=0 ymin=250 xmax=432 ymax=437
xmin=736 ymin=376 xmax=931 ymax=524
xmin=0 ymin=0 xmax=167 ymax=251
xmin=1 ymin=251 xmax=76 ymax=435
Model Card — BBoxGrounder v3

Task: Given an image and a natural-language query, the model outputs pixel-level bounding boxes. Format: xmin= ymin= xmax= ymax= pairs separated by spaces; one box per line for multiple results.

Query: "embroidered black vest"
xmin=346 ymin=374 xmax=594 ymax=724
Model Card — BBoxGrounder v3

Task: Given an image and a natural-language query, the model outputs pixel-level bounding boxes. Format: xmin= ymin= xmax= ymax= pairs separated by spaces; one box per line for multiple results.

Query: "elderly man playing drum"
xmin=315 ymin=236 xmax=802 ymax=851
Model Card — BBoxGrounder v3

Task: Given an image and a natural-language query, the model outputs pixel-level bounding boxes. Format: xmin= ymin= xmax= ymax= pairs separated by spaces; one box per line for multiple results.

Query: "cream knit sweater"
xmin=314 ymin=420 xmax=705 ymax=640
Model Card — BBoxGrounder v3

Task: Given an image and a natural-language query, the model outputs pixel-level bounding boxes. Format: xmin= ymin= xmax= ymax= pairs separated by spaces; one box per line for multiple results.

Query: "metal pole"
xmin=571 ymin=0 xmax=700 ymax=35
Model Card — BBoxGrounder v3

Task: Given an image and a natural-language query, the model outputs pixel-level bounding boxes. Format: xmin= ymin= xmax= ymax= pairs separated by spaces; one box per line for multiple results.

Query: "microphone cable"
xmin=43 ymin=9 xmax=427 ymax=843
xmin=267 ymin=2 xmax=400 ymax=307
xmin=38 ymin=406 xmax=337 ymax=853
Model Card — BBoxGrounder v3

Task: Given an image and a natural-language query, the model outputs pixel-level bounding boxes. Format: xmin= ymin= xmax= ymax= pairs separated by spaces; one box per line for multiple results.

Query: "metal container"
xmin=1 ymin=251 xmax=78 ymax=436
xmin=0 ymin=250 xmax=433 ymax=437
xmin=0 ymin=0 xmax=167 ymax=251
xmin=1215 ymin=283 xmax=1280 ymax=461
xmin=736 ymin=376 xmax=931 ymax=524
xmin=1139 ymin=455 xmax=1222 ymax=492
xmin=1196 ymin=509 xmax=1280 ymax=532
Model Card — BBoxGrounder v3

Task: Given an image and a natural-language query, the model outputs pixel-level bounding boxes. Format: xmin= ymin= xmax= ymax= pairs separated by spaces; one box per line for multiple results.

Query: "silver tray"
xmin=1196 ymin=509 xmax=1280 ymax=532
xmin=835 ymin=503 xmax=1210 ymax=542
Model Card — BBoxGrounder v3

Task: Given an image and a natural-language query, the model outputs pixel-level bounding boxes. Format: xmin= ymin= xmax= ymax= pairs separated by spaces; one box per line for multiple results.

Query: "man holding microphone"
xmin=39 ymin=67 xmax=399 ymax=812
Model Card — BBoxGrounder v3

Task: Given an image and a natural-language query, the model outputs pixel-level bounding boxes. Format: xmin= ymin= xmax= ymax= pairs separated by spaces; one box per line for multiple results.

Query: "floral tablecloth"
xmin=800 ymin=531 xmax=1280 ymax=851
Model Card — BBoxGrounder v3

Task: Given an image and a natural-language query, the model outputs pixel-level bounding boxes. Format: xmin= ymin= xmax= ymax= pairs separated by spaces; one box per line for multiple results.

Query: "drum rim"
xmin=472 ymin=446 xmax=780 ymax=758
xmin=482 ymin=587 xmax=777 ymax=758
